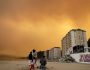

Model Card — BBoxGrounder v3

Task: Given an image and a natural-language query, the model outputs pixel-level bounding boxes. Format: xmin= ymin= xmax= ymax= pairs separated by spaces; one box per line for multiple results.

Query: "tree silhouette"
xmin=87 ymin=38 xmax=90 ymax=47
xmin=37 ymin=51 xmax=45 ymax=59
xmin=87 ymin=38 xmax=90 ymax=52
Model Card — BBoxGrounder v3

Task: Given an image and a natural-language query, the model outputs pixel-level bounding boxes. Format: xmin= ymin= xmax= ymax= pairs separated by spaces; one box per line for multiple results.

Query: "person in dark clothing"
xmin=28 ymin=52 xmax=36 ymax=70
xmin=40 ymin=56 xmax=47 ymax=70
xmin=28 ymin=52 xmax=32 ymax=60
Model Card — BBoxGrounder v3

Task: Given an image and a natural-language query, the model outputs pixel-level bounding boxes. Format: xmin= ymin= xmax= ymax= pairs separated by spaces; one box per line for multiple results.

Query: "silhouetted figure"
xmin=28 ymin=52 xmax=32 ymax=60
xmin=40 ymin=56 xmax=47 ymax=70
xmin=28 ymin=49 xmax=37 ymax=69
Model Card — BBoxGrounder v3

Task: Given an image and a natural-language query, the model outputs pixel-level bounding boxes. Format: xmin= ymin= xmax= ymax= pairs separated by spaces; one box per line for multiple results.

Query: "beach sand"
xmin=0 ymin=60 xmax=90 ymax=70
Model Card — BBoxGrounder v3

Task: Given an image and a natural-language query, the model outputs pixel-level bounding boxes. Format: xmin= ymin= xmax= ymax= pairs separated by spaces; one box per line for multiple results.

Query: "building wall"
xmin=53 ymin=48 xmax=61 ymax=59
xmin=62 ymin=29 xmax=88 ymax=57
xmin=49 ymin=47 xmax=61 ymax=60
xmin=44 ymin=50 xmax=49 ymax=59
xmin=49 ymin=50 xmax=51 ymax=59
xmin=62 ymin=37 xmax=67 ymax=56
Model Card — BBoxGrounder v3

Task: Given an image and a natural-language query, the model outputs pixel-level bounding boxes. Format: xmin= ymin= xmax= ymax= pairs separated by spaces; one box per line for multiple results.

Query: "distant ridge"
xmin=0 ymin=54 xmax=27 ymax=60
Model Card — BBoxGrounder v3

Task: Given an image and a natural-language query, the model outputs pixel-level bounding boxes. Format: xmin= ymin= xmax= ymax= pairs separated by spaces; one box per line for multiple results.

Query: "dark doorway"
xmin=73 ymin=45 xmax=84 ymax=53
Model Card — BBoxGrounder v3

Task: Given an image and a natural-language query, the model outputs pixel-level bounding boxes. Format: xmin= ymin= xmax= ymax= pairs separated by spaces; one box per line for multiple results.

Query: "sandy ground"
xmin=0 ymin=60 xmax=90 ymax=70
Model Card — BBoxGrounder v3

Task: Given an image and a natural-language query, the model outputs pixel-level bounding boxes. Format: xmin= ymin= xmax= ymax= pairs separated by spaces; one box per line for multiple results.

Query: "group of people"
xmin=28 ymin=49 xmax=37 ymax=70
xmin=28 ymin=49 xmax=47 ymax=70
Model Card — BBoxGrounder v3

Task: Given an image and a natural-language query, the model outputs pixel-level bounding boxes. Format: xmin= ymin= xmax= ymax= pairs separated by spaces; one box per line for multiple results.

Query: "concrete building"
xmin=62 ymin=29 xmax=88 ymax=57
xmin=49 ymin=47 xmax=61 ymax=60
xmin=44 ymin=50 xmax=49 ymax=59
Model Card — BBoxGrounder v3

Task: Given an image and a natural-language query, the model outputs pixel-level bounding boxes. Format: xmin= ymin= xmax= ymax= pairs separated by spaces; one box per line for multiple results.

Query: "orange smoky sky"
xmin=0 ymin=0 xmax=90 ymax=57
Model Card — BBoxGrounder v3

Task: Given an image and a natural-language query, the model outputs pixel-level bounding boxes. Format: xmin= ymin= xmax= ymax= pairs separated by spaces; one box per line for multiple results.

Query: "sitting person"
xmin=40 ymin=56 xmax=47 ymax=69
